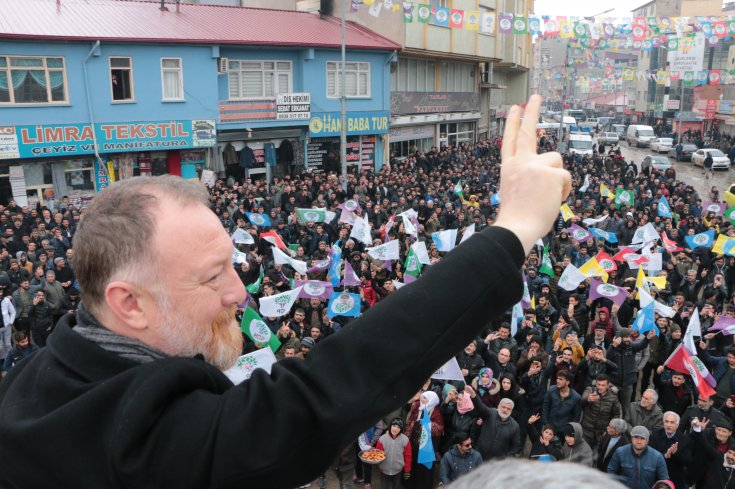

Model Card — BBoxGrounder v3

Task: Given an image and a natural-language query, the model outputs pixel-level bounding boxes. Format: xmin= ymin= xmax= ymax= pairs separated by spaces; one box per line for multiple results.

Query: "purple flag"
xmin=498 ymin=13 xmax=513 ymax=33
xmin=568 ymin=224 xmax=593 ymax=243
xmin=294 ymin=280 xmax=333 ymax=300
xmin=702 ymin=201 xmax=726 ymax=216
xmin=342 ymin=261 xmax=361 ymax=287
xmin=307 ymin=257 xmax=331 ymax=274
xmin=709 ymin=315 xmax=735 ymax=334
xmin=588 ymin=278 xmax=628 ymax=306
xmin=404 ymin=274 xmax=417 ymax=284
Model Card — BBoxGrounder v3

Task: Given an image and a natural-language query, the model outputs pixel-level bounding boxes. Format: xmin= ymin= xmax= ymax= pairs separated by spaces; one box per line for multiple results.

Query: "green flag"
xmin=539 ymin=245 xmax=554 ymax=277
xmin=240 ymin=307 xmax=281 ymax=353
xmin=453 ymin=180 xmax=463 ymax=198
xmin=417 ymin=4 xmax=431 ymax=23
xmin=614 ymin=189 xmax=635 ymax=209
xmin=246 ymin=270 xmax=264 ymax=295
xmin=725 ymin=205 xmax=735 ymax=224
xmin=404 ymin=247 xmax=423 ymax=278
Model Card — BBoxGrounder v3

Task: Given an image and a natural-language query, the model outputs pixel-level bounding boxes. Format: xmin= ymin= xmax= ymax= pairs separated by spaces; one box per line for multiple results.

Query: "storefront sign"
xmin=391 ymin=92 xmax=480 ymax=115
xmin=308 ymin=111 xmax=389 ymax=138
xmin=0 ymin=119 xmax=217 ymax=159
xmin=276 ymin=93 xmax=311 ymax=120
xmin=389 ymin=124 xmax=435 ymax=142
xmin=665 ymin=100 xmax=680 ymax=110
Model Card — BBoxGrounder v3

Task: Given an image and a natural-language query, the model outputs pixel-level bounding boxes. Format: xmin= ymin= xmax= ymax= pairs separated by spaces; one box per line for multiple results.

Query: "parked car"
xmin=666 ymin=143 xmax=698 ymax=161
xmin=598 ymin=132 xmax=619 ymax=145
xmin=691 ymin=148 xmax=731 ymax=169
xmin=642 ymin=155 xmax=673 ymax=173
xmin=650 ymin=138 xmax=673 ymax=153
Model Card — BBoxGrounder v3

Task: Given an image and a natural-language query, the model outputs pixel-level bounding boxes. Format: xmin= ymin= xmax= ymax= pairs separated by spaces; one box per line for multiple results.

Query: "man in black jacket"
xmin=607 ymin=329 xmax=653 ymax=415
xmin=596 ymin=418 xmax=629 ymax=473
xmin=0 ymin=95 xmax=572 ymax=488
xmin=649 ymin=411 xmax=693 ymax=489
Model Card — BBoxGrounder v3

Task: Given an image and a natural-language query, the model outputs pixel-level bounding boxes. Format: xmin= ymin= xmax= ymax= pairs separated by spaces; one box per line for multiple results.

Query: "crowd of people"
xmin=2 ymin=118 xmax=735 ymax=488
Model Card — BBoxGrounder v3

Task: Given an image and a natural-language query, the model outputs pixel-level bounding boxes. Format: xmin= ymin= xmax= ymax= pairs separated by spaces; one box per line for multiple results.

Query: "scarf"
xmin=476 ymin=367 xmax=494 ymax=396
xmin=457 ymin=393 xmax=474 ymax=414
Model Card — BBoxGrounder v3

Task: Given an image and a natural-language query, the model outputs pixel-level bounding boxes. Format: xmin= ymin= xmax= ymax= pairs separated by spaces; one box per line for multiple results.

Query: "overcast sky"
xmin=533 ymin=0 xmax=661 ymax=19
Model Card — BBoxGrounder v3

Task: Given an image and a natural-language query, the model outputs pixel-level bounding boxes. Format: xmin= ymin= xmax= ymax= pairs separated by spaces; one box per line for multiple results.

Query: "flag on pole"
xmin=510 ymin=301 xmax=523 ymax=336
xmin=411 ymin=241 xmax=432 ymax=265
xmin=350 ymin=215 xmax=373 ymax=245
xmin=702 ymin=201 xmax=726 ymax=216
xmin=683 ymin=308 xmax=700 ymax=353
xmin=588 ymin=278 xmax=628 ymax=305
xmin=295 ymin=208 xmax=336 ymax=224
xmin=241 ymin=307 xmax=281 ymax=353
xmin=614 ymin=189 xmax=635 ymax=208
xmin=600 ymin=183 xmax=614 ymax=198
xmin=367 ymin=240 xmax=401 ymax=261
xmin=589 ymin=227 xmax=618 ymax=243
xmin=558 ymin=264 xmax=587 ymax=291
xmin=708 ymin=315 xmax=735 ymax=335
xmin=724 ymin=205 xmax=735 ymax=224
xmin=417 ymin=409 xmax=435 ymax=469
xmin=327 ymin=292 xmax=362 ymax=318
xmin=258 ymin=287 xmax=303 ymax=318
xmin=431 ymin=357 xmax=465 ymax=382
xmin=245 ymin=268 xmax=264 ymax=294
xmin=568 ymin=224 xmax=593 ymax=243
xmin=404 ymin=247 xmax=423 ymax=278
xmin=658 ymin=196 xmax=673 ymax=218
xmin=685 ymin=230 xmax=715 ymax=249
xmin=664 ymin=344 xmax=717 ymax=399
xmin=490 ymin=193 xmax=501 ymax=206
xmin=245 ymin=212 xmax=272 ymax=227
xmin=453 ymin=180 xmax=464 ymax=197
xmin=432 ymin=229 xmax=458 ymax=252
xmin=560 ymin=204 xmax=575 ymax=222
xmin=328 ymin=244 xmax=343 ymax=288
xmin=294 ymin=280 xmax=333 ymax=300
xmin=260 ymin=230 xmax=288 ymax=250
xmin=579 ymin=174 xmax=591 ymax=193
xmin=539 ymin=245 xmax=555 ymax=277
xmin=583 ymin=215 xmax=609 ymax=226
xmin=578 ymin=257 xmax=608 ymax=282
xmin=632 ymin=287 xmax=657 ymax=335
xmin=342 ymin=261 xmax=362 ymax=287
xmin=661 ymin=232 xmax=683 ymax=253
xmin=595 ymin=250 xmax=617 ymax=272
xmin=272 ymin=246 xmax=308 ymax=274
xmin=632 ymin=223 xmax=659 ymax=244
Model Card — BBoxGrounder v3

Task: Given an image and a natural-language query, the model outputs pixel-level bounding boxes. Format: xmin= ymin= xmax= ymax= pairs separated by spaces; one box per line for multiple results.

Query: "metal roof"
xmin=0 ymin=0 xmax=401 ymax=51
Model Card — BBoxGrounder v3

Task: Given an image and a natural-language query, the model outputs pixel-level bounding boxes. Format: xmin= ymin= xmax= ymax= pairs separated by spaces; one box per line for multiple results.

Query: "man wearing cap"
xmin=608 ymin=425 xmax=668 ymax=488
xmin=688 ymin=416 xmax=735 ymax=488
xmin=607 ymin=329 xmax=653 ymax=415
xmin=649 ymin=411 xmax=693 ymax=489
xmin=596 ymin=418 xmax=629 ymax=473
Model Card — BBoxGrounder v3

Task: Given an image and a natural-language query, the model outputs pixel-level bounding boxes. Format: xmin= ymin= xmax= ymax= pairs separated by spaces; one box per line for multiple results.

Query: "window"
xmin=391 ymin=58 xmax=436 ymax=92
xmin=227 ymin=60 xmax=291 ymax=100
xmin=429 ymin=0 xmax=447 ymax=8
xmin=64 ymin=159 xmax=95 ymax=194
xmin=161 ymin=58 xmax=183 ymax=101
xmin=440 ymin=61 xmax=475 ymax=92
xmin=110 ymin=57 xmax=134 ymax=102
xmin=0 ymin=56 xmax=67 ymax=105
xmin=327 ymin=61 xmax=370 ymax=98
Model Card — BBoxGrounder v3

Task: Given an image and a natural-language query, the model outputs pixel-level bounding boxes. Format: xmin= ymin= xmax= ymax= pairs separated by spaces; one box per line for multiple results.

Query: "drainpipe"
xmin=82 ymin=41 xmax=102 ymax=166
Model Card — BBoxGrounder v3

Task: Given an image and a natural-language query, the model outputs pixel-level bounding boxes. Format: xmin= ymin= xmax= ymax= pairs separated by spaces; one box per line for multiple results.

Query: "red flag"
xmin=664 ymin=345 xmax=717 ymax=399
xmin=595 ymin=250 xmax=617 ymax=272
xmin=612 ymin=246 xmax=643 ymax=262
xmin=259 ymin=230 xmax=287 ymax=250
xmin=662 ymin=232 xmax=683 ymax=253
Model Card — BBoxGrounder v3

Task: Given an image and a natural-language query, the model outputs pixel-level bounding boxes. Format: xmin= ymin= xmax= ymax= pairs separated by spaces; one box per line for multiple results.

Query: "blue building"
xmin=0 ymin=0 xmax=398 ymax=207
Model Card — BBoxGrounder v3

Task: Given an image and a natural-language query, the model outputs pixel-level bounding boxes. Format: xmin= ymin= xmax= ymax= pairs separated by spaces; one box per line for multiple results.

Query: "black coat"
xmin=596 ymin=432 xmax=630 ymax=472
xmin=649 ymin=428 xmax=693 ymax=489
xmin=0 ymin=225 xmax=526 ymax=488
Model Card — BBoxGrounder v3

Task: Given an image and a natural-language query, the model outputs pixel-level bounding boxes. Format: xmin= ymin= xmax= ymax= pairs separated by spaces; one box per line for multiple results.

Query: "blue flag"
xmin=417 ymin=409 xmax=435 ymax=469
xmin=490 ymin=193 xmax=501 ymax=206
xmin=589 ymin=227 xmax=618 ymax=243
xmin=685 ymin=229 xmax=715 ymax=249
xmin=326 ymin=292 xmax=362 ymax=318
xmin=245 ymin=212 xmax=271 ymax=227
xmin=329 ymin=244 xmax=342 ymax=288
xmin=658 ymin=196 xmax=672 ymax=218
xmin=632 ymin=302 xmax=658 ymax=336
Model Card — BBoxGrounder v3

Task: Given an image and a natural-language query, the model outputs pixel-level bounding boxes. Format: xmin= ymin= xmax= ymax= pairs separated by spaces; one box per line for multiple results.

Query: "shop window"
xmin=64 ymin=159 xmax=95 ymax=194
xmin=389 ymin=138 xmax=433 ymax=159
xmin=0 ymin=56 xmax=68 ymax=105
xmin=327 ymin=61 xmax=370 ymax=98
xmin=227 ymin=60 xmax=291 ymax=100
xmin=110 ymin=57 xmax=134 ymax=102
xmin=161 ymin=58 xmax=184 ymax=101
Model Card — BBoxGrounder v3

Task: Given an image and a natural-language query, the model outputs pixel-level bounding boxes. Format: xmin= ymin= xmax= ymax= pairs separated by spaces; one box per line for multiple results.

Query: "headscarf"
xmin=457 ymin=392 xmax=474 ymax=414
xmin=442 ymin=384 xmax=457 ymax=404
xmin=476 ymin=367 xmax=494 ymax=397
xmin=419 ymin=391 xmax=440 ymax=414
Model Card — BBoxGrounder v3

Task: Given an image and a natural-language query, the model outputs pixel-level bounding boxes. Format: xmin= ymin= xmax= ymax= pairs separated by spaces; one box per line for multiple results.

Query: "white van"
xmin=626 ymin=125 xmax=656 ymax=147
xmin=568 ymin=133 xmax=593 ymax=157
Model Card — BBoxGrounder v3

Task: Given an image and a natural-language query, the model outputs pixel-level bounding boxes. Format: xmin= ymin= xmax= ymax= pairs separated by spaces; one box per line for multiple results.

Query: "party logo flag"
xmin=682 ymin=71 xmax=695 ymax=86
xmin=294 ymin=280 xmax=333 ymax=300
xmin=246 ymin=212 xmax=271 ymax=227
xmin=480 ymin=12 xmax=496 ymax=33
xmin=713 ymin=234 xmax=735 ymax=256
xmin=724 ymin=205 xmax=735 ymax=224
xmin=685 ymin=229 xmax=715 ymax=249
xmin=241 ymin=307 xmax=281 ymax=353
xmin=260 ymin=230 xmax=288 ymax=250
xmin=632 ymin=223 xmax=660 ymax=245
xmin=588 ymin=278 xmax=628 ymax=306
xmin=612 ymin=245 xmax=644 ymax=262
xmin=614 ymin=189 xmax=635 ymax=208
xmin=404 ymin=247 xmax=423 ymax=278
xmin=710 ymin=70 xmax=722 ymax=85
xmin=245 ymin=268 xmax=264 ymax=295
xmin=498 ymin=13 xmax=513 ymax=33
xmin=259 ymin=287 xmax=303 ymax=318
xmin=296 ymin=208 xmax=336 ymax=224
xmin=632 ymin=288 xmax=657 ymax=335
xmin=449 ymin=9 xmax=464 ymax=28
xmin=558 ymin=264 xmax=587 ymax=291
xmin=662 ymin=232 xmax=683 ymax=253
xmin=539 ymin=245 xmax=554 ymax=277
xmin=559 ymin=18 xmax=573 ymax=38
xmin=708 ymin=315 xmax=735 ymax=335
xmin=528 ymin=16 xmax=541 ymax=35
xmin=272 ymin=246 xmax=308 ymax=275
xmin=350 ymin=215 xmax=373 ymax=245
xmin=431 ymin=357 xmax=465 ymax=382
xmin=513 ymin=16 xmax=528 ymax=34
xmin=665 ymin=344 xmax=717 ymax=399
xmin=465 ymin=11 xmax=480 ymax=30
xmin=560 ymin=203 xmax=575 ymax=222
xmin=453 ymin=180 xmax=464 ymax=197
xmin=327 ymin=292 xmax=362 ymax=318
xmin=702 ymin=201 xmax=726 ymax=216
xmin=573 ymin=22 xmax=589 ymax=39
xmin=367 ymin=239 xmax=401 ymax=261
xmin=568 ymin=224 xmax=592 ymax=243
xmin=417 ymin=3 xmax=431 ymax=22
xmin=232 ymin=228 xmax=255 ymax=245
xmin=589 ymin=227 xmax=618 ymax=243
xmin=417 ymin=409 xmax=435 ymax=469
xmin=595 ymin=250 xmax=617 ymax=272
xmin=579 ymin=257 xmax=608 ymax=282
xmin=544 ymin=18 xmax=559 ymax=35
xmin=460 ymin=223 xmax=476 ymax=244
xmin=490 ymin=193 xmax=501 ymax=206
xmin=696 ymin=70 xmax=709 ymax=85
xmin=579 ymin=174 xmax=591 ymax=193
xmin=432 ymin=229 xmax=458 ymax=252
xmin=433 ymin=6 xmax=450 ymax=27
xmin=658 ymin=196 xmax=673 ymax=218
xmin=411 ymin=241 xmax=431 ymax=265
xmin=600 ymin=183 xmax=614 ymax=198
xmin=683 ymin=308 xmax=701 ymax=354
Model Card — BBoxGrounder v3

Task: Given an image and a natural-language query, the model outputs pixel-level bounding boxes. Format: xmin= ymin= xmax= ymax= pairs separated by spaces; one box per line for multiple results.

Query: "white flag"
xmin=627 ymin=253 xmax=663 ymax=272
xmin=460 ymin=223 xmax=476 ymax=244
xmin=393 ymin=280 xmax=406 ymax=290
xmin=582 ymin=215 xmax=609 ymax=226
xmin=222 ymin=348 xmax=277 ymax=385
xmin=367 ymin=240 xmax=401 ymax=261
xmin=558 ymin=264 xmax=587 ymax=291
xmin=432 ymin=229 xmax=458 ymax=252
xmin=232 ymin=249 xmax=249 ymax=264
xmin=431 ymin=357 xmax=465 ymax=382
xmin=632 ymin=223 xmax=660 ymax=244
xmin=272 ymin=246 xmax=308 ymax=275
xmin=683 ymin=308 xmax=701 ymax=353
xmin=653 ymin=299 xmax=676 ymax=318
xmin=580 ymin=174 xmax=591 ymax=193
xmin=339 ymin=209 xmax=357 ymax=225
xmin=510 ymin=302 xmax=523 ymax=336
xmin=399 ymin=209 xmax=419 ymax=237
xmin=368 ymin=1 xmax=382 ymax=16
xmin=350 ymin=215 xmax=373 ymax=245
xmin=259 ymin=287 xmax=303 ymax=318
xmin=411 ymin=241 xmax=432 ymax=265
xmin=231 ymin=228 xmax=254 ymax=245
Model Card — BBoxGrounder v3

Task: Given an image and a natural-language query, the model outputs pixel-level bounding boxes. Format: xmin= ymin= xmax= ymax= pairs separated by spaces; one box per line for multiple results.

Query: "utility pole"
xmin=340 ymin=0 xmax=348 ymax=192
xmin=557 ymin=43 xmax=569 ymax=146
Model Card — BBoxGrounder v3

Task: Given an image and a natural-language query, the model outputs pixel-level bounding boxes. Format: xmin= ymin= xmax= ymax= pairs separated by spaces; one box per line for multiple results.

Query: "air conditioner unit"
xmin=728 ymin=46 xmax=735 ymax=72
xmin=218 ymin=57 xmax=229 ymax=74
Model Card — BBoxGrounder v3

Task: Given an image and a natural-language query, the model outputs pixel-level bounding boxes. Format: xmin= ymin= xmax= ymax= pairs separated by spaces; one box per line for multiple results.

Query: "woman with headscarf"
xmin=440 ymin=384 xmax=480 ymax=453
xmin=471 ymin=367 xmax=500 ymax=407
xmin=404 ymin=389 xmax=444 ymax=489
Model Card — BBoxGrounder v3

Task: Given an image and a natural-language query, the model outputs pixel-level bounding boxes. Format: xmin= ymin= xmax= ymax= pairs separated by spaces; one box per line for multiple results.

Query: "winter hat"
xmin=389 ymin=417 xmax=404 ymax=431
xmin=53 ymin=257 xmax=63 ymax=265
xmin=652 ymin=481 xmax=675 ymax=489
xmin=669 ymin=324 xmax=681 ymax=333
xmin=300 ymin=337 xmax=316 ymax=349
xmin=630 ymin=425 xmax=650 ymax=440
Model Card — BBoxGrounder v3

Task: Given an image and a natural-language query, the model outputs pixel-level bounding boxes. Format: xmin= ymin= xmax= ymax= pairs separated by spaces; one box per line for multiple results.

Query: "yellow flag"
xmin=579 ymin=257 xmax=608 ymax=282
xmin=712 ymin=234 xmax=735 ymax=255
xmin=560 ymin=203 xmax=575 ymax=222
xmin=530 ymin=295 xmax=536 ymax=310
xmin=634 ymin=267 xmax=646 ymax=291
xmin=623 ymin=68 xmax=635 ymax=81
xmin=600 ymin=184 xmax=614 ymax=198
xmin=645 ymin=276 xmax=667 ymax=290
